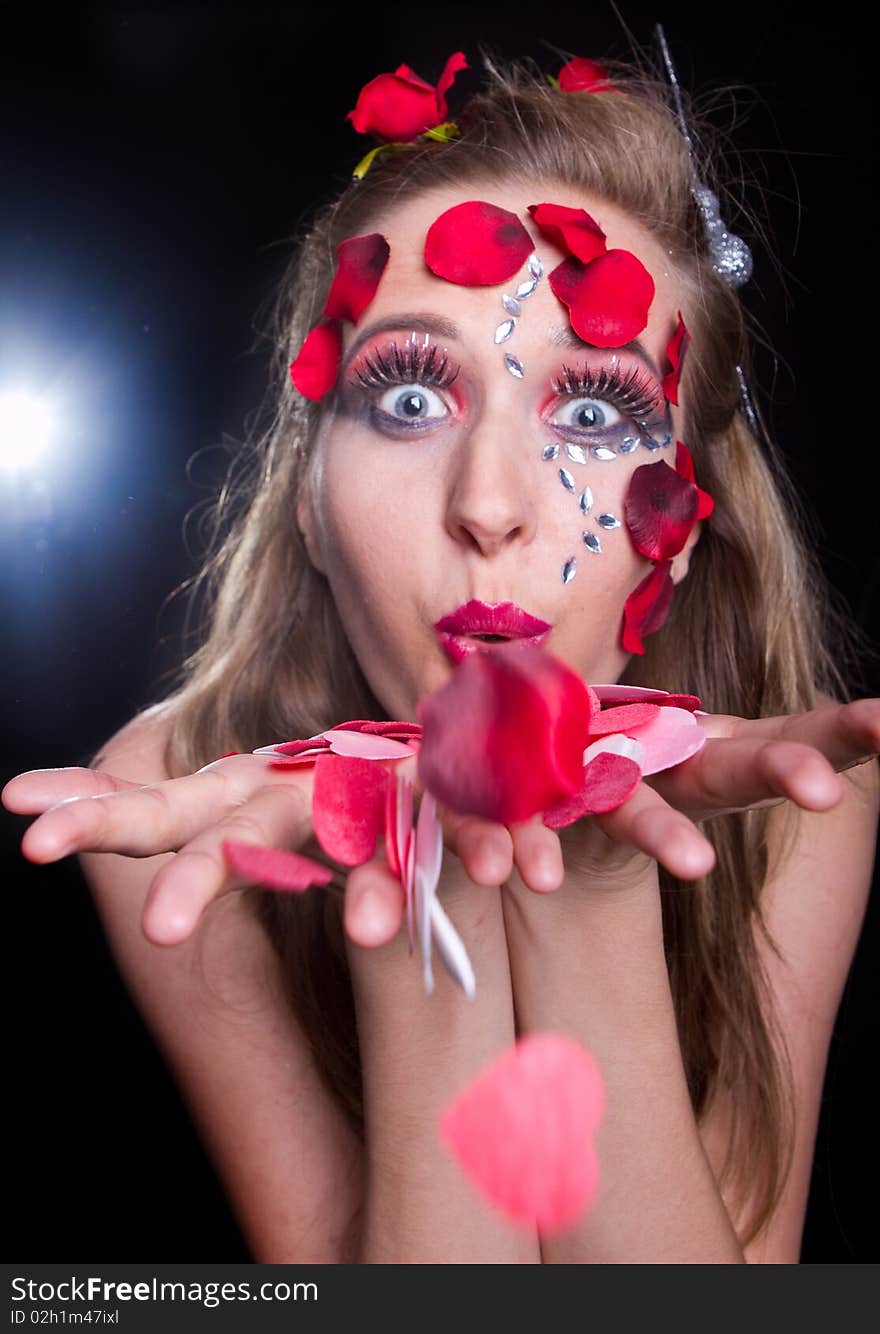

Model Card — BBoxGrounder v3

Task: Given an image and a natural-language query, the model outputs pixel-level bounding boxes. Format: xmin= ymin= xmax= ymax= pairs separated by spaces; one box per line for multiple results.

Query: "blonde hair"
xmin=159 ymin=56 xmax=856 ymax=1250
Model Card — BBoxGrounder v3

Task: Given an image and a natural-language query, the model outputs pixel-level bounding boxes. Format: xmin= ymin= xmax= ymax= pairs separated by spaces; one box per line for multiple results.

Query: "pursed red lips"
xmin=433 ymin=599 xmax=553 ymax=666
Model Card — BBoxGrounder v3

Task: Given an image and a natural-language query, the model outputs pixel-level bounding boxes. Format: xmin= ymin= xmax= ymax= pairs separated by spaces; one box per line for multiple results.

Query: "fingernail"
xmin=356 ymin=887 xmax=388 ymax=942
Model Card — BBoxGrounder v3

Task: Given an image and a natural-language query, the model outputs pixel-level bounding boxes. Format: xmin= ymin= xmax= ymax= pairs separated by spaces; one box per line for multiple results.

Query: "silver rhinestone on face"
xmin=494 ymin=319 xmax=515 ymax=344
xmin=591 ymin=445 xmax=617 ymax=461
xmin=541 ymin=443 xmax=559 ymax=461
xmin=564 ymin=443 xmax=588 ymax=465
xmin=502 ymin=294 xmax=521 ymax=316
xmin=596 ymin=513 xmax=621 ymax=530
xmin=660 ymin=433 xmax=672 ymax=448
xmin=558 ymin=468 xmax=575 ymax=492
xmin=516 ymin=276 xmax=538 ymax=299
xmin=620 ymin=436 xmax=640 ymax=454
xmin=504 ymin=353 xmax=524 ymax=378
xmin=579 ymin=486 xmax=594 ymax=514
xmin=562 ymin=557 xmax=577 ymax=583
xmin=642 ymin=435 xmax=661 ymax=451
xmin=582 ymin=532 xmax=602 ymax=554
xmin=528 ymin=253 xmax=543 ymax=279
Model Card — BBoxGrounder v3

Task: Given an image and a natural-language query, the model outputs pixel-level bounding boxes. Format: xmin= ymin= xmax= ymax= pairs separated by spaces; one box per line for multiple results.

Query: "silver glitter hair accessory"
xmin=655 ymin=24 xmax=769 ymax=442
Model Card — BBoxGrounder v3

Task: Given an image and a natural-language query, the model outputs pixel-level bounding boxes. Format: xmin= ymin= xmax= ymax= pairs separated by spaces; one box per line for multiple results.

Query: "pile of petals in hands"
xmin=222 ymin=644 xmax=707 ymax=1232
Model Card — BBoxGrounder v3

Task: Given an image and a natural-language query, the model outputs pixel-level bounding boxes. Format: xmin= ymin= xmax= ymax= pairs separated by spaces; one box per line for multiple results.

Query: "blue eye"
xmin=378 ymin=383 xmax=448 ymax=422
xmin=551 ymin=396 xmax=624 ymax=431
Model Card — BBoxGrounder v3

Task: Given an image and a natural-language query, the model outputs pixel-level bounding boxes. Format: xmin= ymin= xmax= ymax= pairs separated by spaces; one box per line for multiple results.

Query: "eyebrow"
xmin=344 ymin=312 xmax=662 ymax=380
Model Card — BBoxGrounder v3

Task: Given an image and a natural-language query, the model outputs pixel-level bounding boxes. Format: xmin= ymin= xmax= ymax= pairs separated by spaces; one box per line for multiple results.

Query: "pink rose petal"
xmin=439 ymin=1033 xmax=605 ymax=1234
xmin=312 ymin=752 xmax=390 ymax=866
xmin=222 ymin=839 xmax=333 ymax=892
xmin=623 ymin=706 xmax=706 ymax=775
xmin=324 ymin=728 xmax=415 ymax=760
xmin=589 ymin=702 xmax=661 ymax=735
xmin=591 ymin=684 xmax=702 ymax=711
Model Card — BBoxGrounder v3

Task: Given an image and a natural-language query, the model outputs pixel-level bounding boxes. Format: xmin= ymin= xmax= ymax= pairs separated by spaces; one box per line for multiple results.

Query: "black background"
xmin=2 ymin=2 xmax=876 ymax=1261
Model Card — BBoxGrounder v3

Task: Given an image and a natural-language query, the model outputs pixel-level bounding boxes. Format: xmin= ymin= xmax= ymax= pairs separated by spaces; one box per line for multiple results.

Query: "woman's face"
xmin=298 ymin=178 xmax=697 ymax=720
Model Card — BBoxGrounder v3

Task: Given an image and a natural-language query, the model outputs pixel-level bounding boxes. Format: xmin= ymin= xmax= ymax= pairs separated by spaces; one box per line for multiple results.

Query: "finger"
xmin=142 ymin=781 xmax=314 ymax=945
xmin=2 ymin=767 xmax=139 ymax=814
xmin=344 ymin=854 xmax=406 ymax=949
xmin=722 ymin=698 xmax=880 ymax=772
xmin=652 ymin=736 xmax=845 ymax=819
xmin=508 ymin=815 xmax=565 ymax=893
xmin=594 ymin=782 xmax=716 ymax=880
xmin=19 ymin=755 xmax=310 ymax=863
xmin=438 ymin=809 xmax=514 ymax=886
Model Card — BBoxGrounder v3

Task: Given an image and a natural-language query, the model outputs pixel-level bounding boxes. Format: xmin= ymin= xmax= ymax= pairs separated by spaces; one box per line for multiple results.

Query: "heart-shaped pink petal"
xmin=623 ymin=706 xmax=706 ymax=775
xmin=312 ymin=752 xmax=390 ymax=866
xmin=222 ymin=840 xmax=333 ymax=892
xmin=439 ymin=1033 xmax=605 ymax=1233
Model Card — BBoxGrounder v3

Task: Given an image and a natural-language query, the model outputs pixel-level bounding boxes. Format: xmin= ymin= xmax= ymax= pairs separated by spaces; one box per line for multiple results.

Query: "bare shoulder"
xmin=698 ymin=699 xmax=878 ymax=1261
xmin=88 ymin=701 xmax=177 ymax=781
xmin=80 ymin=703 xmax=365 ymax=1262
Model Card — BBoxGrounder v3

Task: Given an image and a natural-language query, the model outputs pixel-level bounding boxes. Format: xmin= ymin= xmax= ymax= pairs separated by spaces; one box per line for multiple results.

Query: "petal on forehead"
xmin=549 ymin=250 xmax=655 ymax=347
xmin=528 ymin=203 xmax=607 ymax=264
xmin=424 ymin=200 xmax=534 ymax=286
xmin=324 ymin=233 xmax=390 ymax=325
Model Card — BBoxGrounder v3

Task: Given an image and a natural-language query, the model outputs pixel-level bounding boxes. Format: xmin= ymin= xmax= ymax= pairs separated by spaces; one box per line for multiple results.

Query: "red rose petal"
xmin=557 ymin=57 xmax=615 ymax=93
xmin=323 ymin=233 xmax=390 ymax=325
xmin=425 ymin=200 xmax=534 ymax=287
xmin=675 ymin=440 xmax=714 ymax=519
xmin=592 ymin=683 xmax=702 ymax=711
xmin=543 ymin=752 xmax=642 ymax=827
xmin=527 ymin=203 xmax=607 ymax=264
xmin=624 ymin=459 xmax=699 ymax=561
xmin=271 ymin=737 xmax=331 ymax=757
xmin=222 ymin=839 xmax=333 ymax=892
xmin=662 ymin=311 xmax=691 ymax=406
xmin=434 ymin=51 xmax=469 ymax=113
xmin=621 ymin=560 xmax=675 ymax=655
xmin=417 ymin=643 xmax=593 ymax=824
xmin=289 ymin=320 xmax=342 ymax=401
xmin=590 ymin=702 xmax=661 ymax=735
xmin=312 ymin=752 xmax=390 ymax=866
xmin=439 ymin=1033 xmax=605 ymax=1233
xmin=548 ymin=249 xmax=655 ymax=346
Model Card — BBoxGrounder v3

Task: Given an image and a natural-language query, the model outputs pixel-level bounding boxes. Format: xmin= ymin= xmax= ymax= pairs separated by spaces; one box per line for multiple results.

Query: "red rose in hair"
xmin=557 ymin=57 xmax=615 ymax=93
xmin=425 ymin=200 xmax=534 ymax=286
xmin=347 ymin=52 xmax=468 ymax=142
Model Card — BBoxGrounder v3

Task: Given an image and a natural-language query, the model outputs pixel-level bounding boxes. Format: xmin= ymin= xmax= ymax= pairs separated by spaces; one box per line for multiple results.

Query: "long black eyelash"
xmin=352 ymin=339 xmax=460 ymax=391
xmin=552 ymin=363 xmax=662 ymax=420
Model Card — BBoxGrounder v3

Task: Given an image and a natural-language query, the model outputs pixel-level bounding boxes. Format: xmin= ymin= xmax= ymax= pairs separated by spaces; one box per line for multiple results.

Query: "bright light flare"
xmin=0 ymin=391 xmax=52 ymax=472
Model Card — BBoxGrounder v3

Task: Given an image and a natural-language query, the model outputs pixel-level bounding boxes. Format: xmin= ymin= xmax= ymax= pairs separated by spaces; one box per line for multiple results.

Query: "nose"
xmin=444 ymin=422 xmax=538 ymax=558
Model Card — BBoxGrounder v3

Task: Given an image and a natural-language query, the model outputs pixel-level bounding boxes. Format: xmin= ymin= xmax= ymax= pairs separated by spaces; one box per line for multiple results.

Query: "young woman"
xmin=4 ymin=53 xmax=878 ymax=1263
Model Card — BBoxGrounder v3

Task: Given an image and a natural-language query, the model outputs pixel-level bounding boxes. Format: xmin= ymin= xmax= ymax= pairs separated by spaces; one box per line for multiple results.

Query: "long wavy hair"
xmin=158 ymin=55 xmax=855 ymax=1250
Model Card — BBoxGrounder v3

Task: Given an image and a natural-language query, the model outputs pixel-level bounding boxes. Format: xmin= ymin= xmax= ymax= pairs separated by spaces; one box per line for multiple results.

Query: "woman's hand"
xmin=503 ymin=696 xmax=880 ymax=898
xmin=1 ymin=750 xmax=559 ymax=949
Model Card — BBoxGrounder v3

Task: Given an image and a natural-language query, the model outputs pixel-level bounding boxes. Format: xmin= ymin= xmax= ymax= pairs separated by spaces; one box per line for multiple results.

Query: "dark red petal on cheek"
xmin=527 ymin=203 xmax=607 ymax=264
xmin=424 ymin=201 xmax=534 ymax=286
xmin=323 ymin=233 xmax=390 ymax=324
xmin=662 ymin=312 xmax=691 ymax=406
xmin=548 ymin=249 xmax=655 ymax=346
xmin=624 ymin=460 xmax=699 ymax=561
xmin=675 ymin=440 xmax=714 ymax=520
xmin=289 ymin=320 xmax=342 ymax=401
xmin=621 ymin=560 xmax=675 ymax=656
